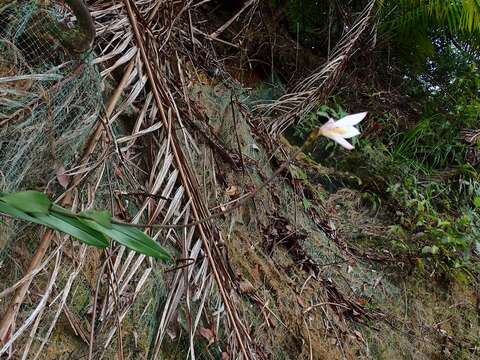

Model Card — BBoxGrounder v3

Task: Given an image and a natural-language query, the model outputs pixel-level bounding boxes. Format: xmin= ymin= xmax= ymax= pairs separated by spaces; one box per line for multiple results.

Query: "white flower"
xmin=318 ymin=112 xmax=368 ymax=150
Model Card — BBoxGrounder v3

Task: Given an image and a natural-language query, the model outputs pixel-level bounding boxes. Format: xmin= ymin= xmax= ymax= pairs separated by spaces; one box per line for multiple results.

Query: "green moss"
xmin=70 ymin=278 xmax=91 ymax=316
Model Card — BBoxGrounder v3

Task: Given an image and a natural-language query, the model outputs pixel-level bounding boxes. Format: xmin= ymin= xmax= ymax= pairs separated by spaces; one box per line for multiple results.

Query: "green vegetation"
xmin=2 ymin=0 xmax=480 ymax=358
xmin=0 ymin=191 xmax=171 ymax=261
xmin=382 ymin=0 xmax=480 ymax=63
xmin=284 ymin=0 xmax=480 ymax=281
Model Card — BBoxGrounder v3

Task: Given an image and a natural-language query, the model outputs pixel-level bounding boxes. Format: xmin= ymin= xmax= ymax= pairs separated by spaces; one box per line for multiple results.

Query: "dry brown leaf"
xmin=221 ymin=352 xmax=229 ymax=360
xmin=251 ymin=264 xmax=260 ymax=281
xmin=355 ymin=297 xmax=367 ymax=306
xmin=296 ymin=295 xmax=306 ymax=308
xmin=56 ymin=166 xmax=69 ymax=188
xmin=114 ymin=166 xmax=123 ymax=178
xmin=230 ymin=289 xmax=241 ymax=304
xmin=133 ymin=330 xmax=138 ymax=348
xmin=239 ymin=280 xmax=255 ymax=294
xmin=225 ymin=185 xmax=239 ymax=197
xmin=353 ymin=330 xmax=365 ymax=344
xmin=199 ymin=327 xmax=215 ymax=345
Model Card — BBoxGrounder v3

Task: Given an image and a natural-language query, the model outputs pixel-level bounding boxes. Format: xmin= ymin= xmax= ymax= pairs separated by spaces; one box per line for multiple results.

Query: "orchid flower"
xmin=317 ymin=112 xmax=368 ymax=150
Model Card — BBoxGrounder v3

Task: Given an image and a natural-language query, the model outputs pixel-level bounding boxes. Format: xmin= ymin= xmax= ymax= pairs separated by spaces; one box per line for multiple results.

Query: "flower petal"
xmin=318 ymin=119 xmax=336 ymax=135
xmin=341 ymin=126 xmax=360 ymax=139
xmin=331 ymin=135 xmax=354 ymax=150
xmin=335 ymin=112 xmax=367 ymax=127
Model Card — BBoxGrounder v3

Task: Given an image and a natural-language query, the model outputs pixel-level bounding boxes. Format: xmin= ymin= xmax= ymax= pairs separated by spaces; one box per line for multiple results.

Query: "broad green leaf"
xmin=0 ymin=191 xmax=169 ymax=259
xmin=50 ymin=204 xmax=77 ymax=216
xmin=0 ymin=201 xmax=45 ymax=225
xmin=35 ymin=213 xmax=109 ymax=248
xmin=80 ymin=209 xmax=112 ymax=228
xmin=84 ymin=220 xmax=171 ymax=261
xmin=111 ymin=224 xmax=171 ymax=261
xmin=1 ymin=191 xmax=51 ymax=213
xmin=0 ymin=201 xmax=108 ymax=248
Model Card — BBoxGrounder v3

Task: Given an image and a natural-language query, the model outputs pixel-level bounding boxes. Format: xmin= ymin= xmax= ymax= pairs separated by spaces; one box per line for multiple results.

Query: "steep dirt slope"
xmin=186 ymin=78 xmax=480 ymax=359
xmin=1 ymin=68 xmax=478 ymax=360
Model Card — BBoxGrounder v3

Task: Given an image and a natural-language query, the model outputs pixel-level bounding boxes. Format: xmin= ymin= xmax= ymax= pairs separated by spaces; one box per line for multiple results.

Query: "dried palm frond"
xmin=460 ymin=128 xmax=480 ymax=144
xmin=0 ymin=0 xmax=260 ymax=358
xmin=256 ymin=0 xmax=379 ymax=137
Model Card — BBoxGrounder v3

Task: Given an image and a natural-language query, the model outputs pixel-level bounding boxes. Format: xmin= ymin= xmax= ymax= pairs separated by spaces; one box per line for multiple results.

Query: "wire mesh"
xmin=0 ymin=0 xmax=102 ymax=192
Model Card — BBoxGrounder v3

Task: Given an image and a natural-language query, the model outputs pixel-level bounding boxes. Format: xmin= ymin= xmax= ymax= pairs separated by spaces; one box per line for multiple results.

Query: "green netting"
xmin=0 ymin=0 xmax=102 ymax=192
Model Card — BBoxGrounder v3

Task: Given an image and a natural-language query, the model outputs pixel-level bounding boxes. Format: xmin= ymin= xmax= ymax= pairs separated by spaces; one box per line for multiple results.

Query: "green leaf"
xmin=0 ymin=201 xmax=45 ymax=225
xmin=112 ymin=224 xmax=171 ymax=261
xmin=422 ymin=245 xmax=439 ymax=255
xmin=316 ymin=110 xmax=329 ymax=118
xmin=35 ymin=213 xmax=109 ymax=248
xmin=83 ymin=220 xmax=171 ymax=261
xmin=475 ymin=241 xmax=480 ymax=254
xmin=421 ymin=246 xmax=432 ymax=255
xmin=1 ymin=191 xmax=51 ymax=213
xmin=0 ymin=201 xmax=109 ymax=248
xmin=50 ymin=204 xmax=77 ymax=216
xmin=0 ymin=191 xmax=169 ymax=259
xmin=473 ymin=196 xmax=480 ymax=208
xmin=80 ymin=209 xmax=112 ymax=228
xmin=302 ymin=197 xmax=311 ymax=210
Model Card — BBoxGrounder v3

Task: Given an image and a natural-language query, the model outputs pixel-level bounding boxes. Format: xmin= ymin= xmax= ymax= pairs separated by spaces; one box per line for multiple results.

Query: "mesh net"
xmin=0 ymin=1 xmax=102 ymax=192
